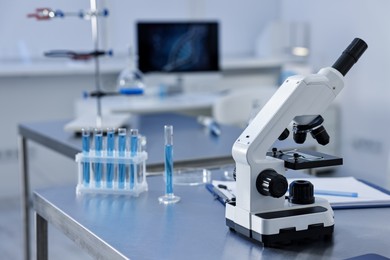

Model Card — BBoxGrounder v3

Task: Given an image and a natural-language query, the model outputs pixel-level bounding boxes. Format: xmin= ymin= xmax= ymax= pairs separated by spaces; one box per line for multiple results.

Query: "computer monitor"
xmin=136 ymin=21 xmax=220 ymax=74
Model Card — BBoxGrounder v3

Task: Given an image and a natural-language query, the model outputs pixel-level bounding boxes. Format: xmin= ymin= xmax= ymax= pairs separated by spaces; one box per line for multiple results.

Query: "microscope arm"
xmin=233 ymin=68 xmax=343 ymax=165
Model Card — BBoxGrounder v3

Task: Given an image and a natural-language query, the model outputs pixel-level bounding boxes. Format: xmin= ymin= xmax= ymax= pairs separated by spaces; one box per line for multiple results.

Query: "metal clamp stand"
xmin=25 ymin=2 xmax=109 ymax=259
xmin=90 ymin=0 xmax=103 ymax=127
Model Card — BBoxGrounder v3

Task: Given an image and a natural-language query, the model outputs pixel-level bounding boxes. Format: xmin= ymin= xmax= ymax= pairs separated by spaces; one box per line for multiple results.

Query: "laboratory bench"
xmin=33 ymin=174 xmax=390 ymax=260
xmin=18 ymin=112 xmax=244 ymax=260
xmin=18 ymin=112 xmax=326 ymax=260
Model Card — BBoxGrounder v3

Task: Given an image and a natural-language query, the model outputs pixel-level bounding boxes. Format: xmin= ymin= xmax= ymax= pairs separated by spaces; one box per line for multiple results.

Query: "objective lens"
xmin=293 ymin=131 xmax=307 ymax=144
xmin=311 ymin=125 xmax=330 ymax=145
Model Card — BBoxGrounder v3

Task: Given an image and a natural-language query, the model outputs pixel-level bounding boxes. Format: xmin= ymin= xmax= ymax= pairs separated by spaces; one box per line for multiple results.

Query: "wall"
xmin=0 ymin=0 xmax=280 ymax=199
xmin=0 ymin=1 xmax=92 ymax=62
xmin=106 ymin=0 xmax=280 ymax=57
xmin=0 ymin=0 xmax=280 ymax=61
xmin=280 ymin=0 xmax=390 ymax=187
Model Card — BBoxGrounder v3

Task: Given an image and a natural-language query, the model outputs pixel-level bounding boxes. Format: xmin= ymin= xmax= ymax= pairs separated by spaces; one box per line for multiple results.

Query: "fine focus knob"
xmin=289 ymin=180 xmax=315 ymax=204
xmin=256 ymin=170 xmax=288 ymax=198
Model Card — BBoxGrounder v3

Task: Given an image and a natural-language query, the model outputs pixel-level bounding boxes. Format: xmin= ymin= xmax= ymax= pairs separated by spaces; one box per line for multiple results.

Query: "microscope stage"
xmin=267 ymin=149 xmax=343 ymax=170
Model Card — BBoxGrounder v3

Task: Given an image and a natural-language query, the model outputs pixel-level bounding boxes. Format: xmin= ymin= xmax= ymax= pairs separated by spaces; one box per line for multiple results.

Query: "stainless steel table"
xmin=33 ymin=175 xmax=390 ymax=260
xmin=19 ymin=113 xmax=243 ymax=260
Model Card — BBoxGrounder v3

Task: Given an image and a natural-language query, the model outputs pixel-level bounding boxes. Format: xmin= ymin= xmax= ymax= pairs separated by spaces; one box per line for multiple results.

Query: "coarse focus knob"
xmin=289 ymin=180 xmax=315 ymax=204
xmin=256 ymin=170 xmax=288 ymax=198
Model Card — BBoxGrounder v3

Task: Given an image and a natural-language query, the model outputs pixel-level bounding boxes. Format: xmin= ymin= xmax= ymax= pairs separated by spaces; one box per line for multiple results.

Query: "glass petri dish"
xmin=173 ymin=168 xmax=211 ymax=186
xmin=220 ymin=164 xmax=235 ymax=181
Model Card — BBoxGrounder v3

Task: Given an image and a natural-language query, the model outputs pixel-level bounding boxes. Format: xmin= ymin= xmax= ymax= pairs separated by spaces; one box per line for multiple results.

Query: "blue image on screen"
xmin=137 ymin=22 xmax=219 ymax=73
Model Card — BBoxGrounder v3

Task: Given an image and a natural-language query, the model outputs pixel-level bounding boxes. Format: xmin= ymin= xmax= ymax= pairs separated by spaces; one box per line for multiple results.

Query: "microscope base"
xmin=226 ymin=200 xmax=334 ymax=247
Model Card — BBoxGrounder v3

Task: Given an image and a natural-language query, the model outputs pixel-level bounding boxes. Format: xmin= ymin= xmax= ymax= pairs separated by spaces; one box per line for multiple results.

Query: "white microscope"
xmin=226 ymin=38 xmax=367 ymax=246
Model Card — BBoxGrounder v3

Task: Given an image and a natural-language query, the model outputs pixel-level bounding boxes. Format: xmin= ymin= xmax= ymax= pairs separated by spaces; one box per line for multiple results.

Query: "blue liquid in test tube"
xmin=130 ymin=129 xmax=138 ymax=190
xmin=106 ymin=128 xmax=115 ymax=188
xmin=165 ymin=143 xmax=173 ymax=194
xmin=82 ymin=128 xmax=90 ymax=187
xmin=94 ymin=128 xmax=103 ymax=187
xmin=158 ymin=125 xmax=180 ymax=204
xmin=118 ymin=128 xmax=127 ymax=189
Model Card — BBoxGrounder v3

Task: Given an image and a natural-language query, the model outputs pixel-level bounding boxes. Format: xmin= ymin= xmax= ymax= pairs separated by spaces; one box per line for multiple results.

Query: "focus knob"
xmin=288 ymin=180 xmax=315 ymax=204
xmin=256 ymin=170 xmax=288 ymax=198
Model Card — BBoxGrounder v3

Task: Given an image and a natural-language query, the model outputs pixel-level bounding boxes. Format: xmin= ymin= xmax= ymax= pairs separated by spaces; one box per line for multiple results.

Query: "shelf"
xmin=221 ymin=57 xmax=283 ymax=70
xmin=0 ymin=56 xmax=283 ymax=78
xmin=0 ymin=56 xmax=127 ymax=77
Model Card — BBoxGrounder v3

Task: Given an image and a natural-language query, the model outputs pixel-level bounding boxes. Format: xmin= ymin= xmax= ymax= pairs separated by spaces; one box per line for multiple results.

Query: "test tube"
xmin=138 ymin=135 xmax=147 ymax=184
xmin=94 ymin=128 xmax=103 ymax=188
xmin=129 ymin=129 xmax=138 ymax=190
xmin=106 ymin=128 xmax=115 ymax=188
xmin=118 ymin=128 xmax=127 ymax=189
xmin=158 ymin=125 xmax=180 ymax=204
xmin=82 ymin=128 xmax=91 ymax=187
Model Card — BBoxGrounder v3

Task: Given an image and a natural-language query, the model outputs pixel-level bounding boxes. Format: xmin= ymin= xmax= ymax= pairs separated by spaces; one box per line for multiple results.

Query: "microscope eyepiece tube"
xmin=332 ymin=38 xmax=368 ymax=76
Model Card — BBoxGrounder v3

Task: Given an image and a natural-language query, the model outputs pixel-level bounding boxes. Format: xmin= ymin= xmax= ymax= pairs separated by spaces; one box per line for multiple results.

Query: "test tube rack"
xmin=75 ymin=150 xmax=148 ymax=196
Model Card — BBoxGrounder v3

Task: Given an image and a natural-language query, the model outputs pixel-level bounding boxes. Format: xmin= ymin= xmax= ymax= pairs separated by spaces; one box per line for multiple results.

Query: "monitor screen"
xmin=137 ymin=21 xmax=220 ymax=73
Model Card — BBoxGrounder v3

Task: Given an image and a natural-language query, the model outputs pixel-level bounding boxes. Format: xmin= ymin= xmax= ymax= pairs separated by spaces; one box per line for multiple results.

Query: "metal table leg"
xmin=19 ymin=136 xmax=31 ymax=260
xmin=36 ymin=213 xmax=48 ymax=260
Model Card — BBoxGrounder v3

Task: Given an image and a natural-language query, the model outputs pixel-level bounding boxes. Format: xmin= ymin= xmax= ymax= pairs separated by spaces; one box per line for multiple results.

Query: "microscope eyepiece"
xmin=332 ymin=38 xmax=368 ymax=76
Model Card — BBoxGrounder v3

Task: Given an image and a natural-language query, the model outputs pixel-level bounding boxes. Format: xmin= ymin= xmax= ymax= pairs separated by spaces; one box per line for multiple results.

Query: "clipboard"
xmin=206 ymin=177 xmax=390 ymax=210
